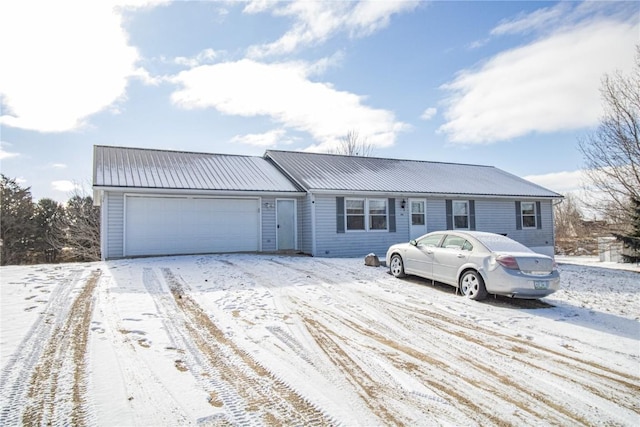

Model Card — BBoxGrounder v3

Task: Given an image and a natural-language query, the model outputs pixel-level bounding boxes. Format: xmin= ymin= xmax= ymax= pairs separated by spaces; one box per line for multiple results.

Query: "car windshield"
xmin=475 ymin=234 xmax=532 ymax=253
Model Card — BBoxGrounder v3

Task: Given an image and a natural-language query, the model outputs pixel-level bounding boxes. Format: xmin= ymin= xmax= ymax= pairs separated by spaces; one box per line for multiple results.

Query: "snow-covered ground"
xmin=1 ymin=255 xmax=638 ymax=426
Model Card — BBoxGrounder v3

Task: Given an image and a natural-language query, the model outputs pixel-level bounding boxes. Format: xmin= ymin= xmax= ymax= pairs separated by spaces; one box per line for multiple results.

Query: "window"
xmin=369 ymin=199 xmax=387 ymax=230
xmin=521 ymin=202 xmax=536 ymax=228
xmin=417 ymin=233 xmax=443 ymax=247
xmin=346 ymin=198 xmax=388 ymax=231
xmin=453 ymin=201 xmax=469 ymax=229
xmin=411 ymin=201 xmax=425 ymax=225
xmin=442 ymin=235 xmax=466 ymax=250
xmin=346 ymin=199 xmax=365 ymax=230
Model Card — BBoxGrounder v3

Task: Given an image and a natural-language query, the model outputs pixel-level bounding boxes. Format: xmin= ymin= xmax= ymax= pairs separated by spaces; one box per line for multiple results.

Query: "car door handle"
xmin=457 ymin=254 xmax=465 ymax=258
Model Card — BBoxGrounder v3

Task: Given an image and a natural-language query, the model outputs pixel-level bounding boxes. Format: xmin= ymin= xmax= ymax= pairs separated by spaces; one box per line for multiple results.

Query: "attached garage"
xmin=124 ymin=196 xmax=260 ymax=257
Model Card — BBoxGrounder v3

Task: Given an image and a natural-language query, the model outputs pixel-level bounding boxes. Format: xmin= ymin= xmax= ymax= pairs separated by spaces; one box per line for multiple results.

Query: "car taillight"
xmin=496 ymin=255 xmax=520 ymax=270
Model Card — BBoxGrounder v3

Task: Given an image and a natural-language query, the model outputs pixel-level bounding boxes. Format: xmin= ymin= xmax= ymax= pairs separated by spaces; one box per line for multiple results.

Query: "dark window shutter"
xmin=336 ymin=197 xmax=345 ymax=233
xmin=515 ymin=201 xmax=522 ymax=230
xmin=446 ymin=200 xmax=453 ymax=230
xmin=388 ymin=198 xmax=396 ymax=232
xmin=469 ymin=200 xmax=476 ymax=230
xmin=536 ymin=201 xmax=542 ymax=229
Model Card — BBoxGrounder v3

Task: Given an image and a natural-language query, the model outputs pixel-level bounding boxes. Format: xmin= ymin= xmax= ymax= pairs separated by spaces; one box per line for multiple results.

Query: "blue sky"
xmin=1 ymin=1 xmax=638 ymax=206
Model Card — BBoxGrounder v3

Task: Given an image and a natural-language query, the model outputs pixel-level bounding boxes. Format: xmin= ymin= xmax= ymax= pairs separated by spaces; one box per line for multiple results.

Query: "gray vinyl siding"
xmin=299 ymin=195 xmax=313 ymax=254
xmin=504 ymin=199 xmax=555 ymax=248
xmin=313 ymin=195 xmax=404 ymax=258
xmin=426 ymin=199 xmax=447 ymax=233
xmin=443 ymin=198 xmax=555 ymax=249
xmin=261 ymin=197 xmax=276 ymax=251
xmin=308 ymin=195 xmax=555 ymax=258
xmin=105 ymin=191 xmax=124 ymax=259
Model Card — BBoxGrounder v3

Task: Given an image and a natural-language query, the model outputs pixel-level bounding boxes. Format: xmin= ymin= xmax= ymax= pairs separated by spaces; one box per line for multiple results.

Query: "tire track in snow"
xmin=160 ymin=267 xmax=335 ymax=426
xmin=381 ymin=300 xmax=640 ymax=420
xmin=140 ymin=267 xmax=252 ymax=426
xmin=233 ymin=258 xmax=485 ymax=425
xmin=260 ymin=257 xmax=639 ymax=425
xmin=20 ymin=269 xmax=100 ymax=426
xmin=0 ymin=268 xmax=84 ymax=426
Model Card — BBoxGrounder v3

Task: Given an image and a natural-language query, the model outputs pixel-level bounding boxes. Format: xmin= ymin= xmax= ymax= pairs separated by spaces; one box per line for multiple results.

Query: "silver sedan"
xmin=385 ymin=230 xmax=560 ymax=300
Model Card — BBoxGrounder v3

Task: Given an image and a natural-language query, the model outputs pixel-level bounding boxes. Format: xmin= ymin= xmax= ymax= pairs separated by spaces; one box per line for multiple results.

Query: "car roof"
xmin=427 ymin=230 xmax=532 ymax=253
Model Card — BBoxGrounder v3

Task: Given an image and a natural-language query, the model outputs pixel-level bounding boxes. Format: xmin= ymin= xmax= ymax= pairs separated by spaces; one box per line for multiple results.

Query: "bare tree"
xmin=328 ymin=130 xmax=375 ymax=157
xmin=579 ymin=47 xmax=640 ymax=228
xmin=554 ymin=193 xmax=585 ymax=239
xmin=49 ymin=187 xmax=101 ymax=262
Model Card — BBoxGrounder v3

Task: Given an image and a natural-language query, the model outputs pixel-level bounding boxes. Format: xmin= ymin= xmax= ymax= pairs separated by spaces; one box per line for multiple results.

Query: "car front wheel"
xmin=460 ymin=270 xmax=487 ymax=301
xmin=389 ymin=254 xmax=406 ymax=278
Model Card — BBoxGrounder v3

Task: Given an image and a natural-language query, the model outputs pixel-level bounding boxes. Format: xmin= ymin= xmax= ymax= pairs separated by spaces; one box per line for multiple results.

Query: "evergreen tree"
xmin=0 ymin=174 xmax=35 ymax=265
xmin=614 ymin=197 xmax=640 ymax=263
xmin=34 ymin=198 xmax=64 ymax=262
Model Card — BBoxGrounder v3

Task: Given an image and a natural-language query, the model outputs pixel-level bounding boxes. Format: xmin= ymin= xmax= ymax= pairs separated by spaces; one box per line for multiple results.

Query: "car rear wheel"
xmin=389 ymin=254 xmax=406 ymax=278
xmin=460 ymin=271 xmax=487 ymax=301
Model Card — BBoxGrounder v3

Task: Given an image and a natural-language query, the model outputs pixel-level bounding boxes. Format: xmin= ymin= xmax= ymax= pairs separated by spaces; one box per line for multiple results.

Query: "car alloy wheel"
xmin=460 ymin=270 xmax=487 ymax=301
xmin=390 ymin=254 xmax=405 ymax=278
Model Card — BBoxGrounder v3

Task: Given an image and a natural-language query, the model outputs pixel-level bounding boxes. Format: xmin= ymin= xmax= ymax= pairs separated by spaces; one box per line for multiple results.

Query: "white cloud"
xmin=491 ymin=3 xmax=570 ymax=36
xmin=171 ymin=59 xmax=408 ymax=150
xmin=245 ymin=0 xmax=419 ymax=58
xmin=524 ymin=170 xmax=586 ymax=195
xmin=420 ymin=107 xmax=437 ymax=121
xmin=0 ymin=1 xmax=161 ymax=133
xmin=51 ymin=163 xmax=68 ymax=169
xmin=175 ymin=48 xmax=220 ymax=68
xmin=51 ymin=180 xmax=80 ymax=193
xmin=439 ymin=16 xmax=638 ymax=144
xmin=0 ymin=141 xmax=19 ymax=160
xmin=230 ymin=129 xmax=292 ymax=147
xmin=524 ymin=168 xmax=623 ymax=219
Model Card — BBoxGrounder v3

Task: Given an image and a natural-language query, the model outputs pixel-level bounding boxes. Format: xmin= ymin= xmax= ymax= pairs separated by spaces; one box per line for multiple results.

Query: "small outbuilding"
xmin=93 ymin=146 xmax=562 ymax=260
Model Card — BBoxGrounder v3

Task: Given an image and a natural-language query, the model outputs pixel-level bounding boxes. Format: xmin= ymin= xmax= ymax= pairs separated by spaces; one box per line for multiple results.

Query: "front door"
xmin=276 ymin=199 xmax=296 ymax=250
xmin=409 ymin=199 xmax=427 ymax=240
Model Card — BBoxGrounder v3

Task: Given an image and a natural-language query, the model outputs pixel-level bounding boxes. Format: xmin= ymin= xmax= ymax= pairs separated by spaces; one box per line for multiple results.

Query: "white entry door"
xmin=409 ymin=198 xmax=427 ymax=240
xmin=276 ymin=199 xmax=296 ymax=250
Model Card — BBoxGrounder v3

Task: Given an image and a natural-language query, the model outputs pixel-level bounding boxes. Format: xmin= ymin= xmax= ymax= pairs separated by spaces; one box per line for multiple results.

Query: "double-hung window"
xmin=346 ymin=198 xmax=388 ymax=231
xmin=346 ymin=199 xmax=365 ymax=230
xmin=521 ymin=202 xmax=537 ymax=228
xmin=453 ymin=201 xmax=469 ymax=229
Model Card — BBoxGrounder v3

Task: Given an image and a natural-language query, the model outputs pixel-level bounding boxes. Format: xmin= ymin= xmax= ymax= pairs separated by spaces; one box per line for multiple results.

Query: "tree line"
xmin=0 ymin=175 xmax=100 ymax=265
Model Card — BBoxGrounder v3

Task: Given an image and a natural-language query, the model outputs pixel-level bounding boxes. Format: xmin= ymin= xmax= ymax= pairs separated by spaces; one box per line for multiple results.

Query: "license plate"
xmin=534 ymin=280 xmax=548 ymax=290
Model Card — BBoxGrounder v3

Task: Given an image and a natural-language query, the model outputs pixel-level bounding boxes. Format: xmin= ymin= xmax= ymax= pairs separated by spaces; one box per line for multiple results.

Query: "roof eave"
xmin=92 ymin=185 xmax=306 ymax=198
xmin=305 ymin=188 xmax=562 ymax=199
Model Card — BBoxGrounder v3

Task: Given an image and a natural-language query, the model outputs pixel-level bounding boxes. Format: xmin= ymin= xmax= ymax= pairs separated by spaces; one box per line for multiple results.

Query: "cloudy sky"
xmin=0 ymin=0 xmax=638 ymax=207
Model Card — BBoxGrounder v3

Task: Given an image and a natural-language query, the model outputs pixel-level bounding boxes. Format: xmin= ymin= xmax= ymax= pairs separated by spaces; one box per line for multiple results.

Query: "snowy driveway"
xmin=1 ymin=255 xmax=639 ymax=426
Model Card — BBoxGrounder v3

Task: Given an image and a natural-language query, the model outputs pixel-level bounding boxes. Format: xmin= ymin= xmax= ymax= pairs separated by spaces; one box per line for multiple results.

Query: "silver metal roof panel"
xmin=94 ymin=146 xmax=301 ymax=193
xmin=265 ymin=150 xmax=561 ymax=198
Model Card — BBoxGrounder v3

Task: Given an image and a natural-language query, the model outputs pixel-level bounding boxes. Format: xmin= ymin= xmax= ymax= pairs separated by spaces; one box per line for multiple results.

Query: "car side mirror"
xmin=410 ymin=239 xmax=417 ymax=246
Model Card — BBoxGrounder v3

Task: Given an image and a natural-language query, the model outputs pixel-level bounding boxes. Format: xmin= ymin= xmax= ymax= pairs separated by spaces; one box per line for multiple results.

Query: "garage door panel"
xmin=125 ymin=196 xmax=259 ymax=256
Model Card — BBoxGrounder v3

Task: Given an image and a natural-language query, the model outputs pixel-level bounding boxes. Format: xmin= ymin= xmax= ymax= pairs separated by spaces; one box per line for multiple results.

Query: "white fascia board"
xmin=93 ymin=186 xmax=306 ymax=198
xmin=307 ymin=189 xmax=560 ymax=199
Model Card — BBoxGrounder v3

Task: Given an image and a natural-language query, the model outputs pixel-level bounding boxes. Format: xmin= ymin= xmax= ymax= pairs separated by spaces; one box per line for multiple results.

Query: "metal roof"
xmin=265 ymin=150 xmax=562 ymax=198
xmin=93 ymin=146 xmax=301 ymax=193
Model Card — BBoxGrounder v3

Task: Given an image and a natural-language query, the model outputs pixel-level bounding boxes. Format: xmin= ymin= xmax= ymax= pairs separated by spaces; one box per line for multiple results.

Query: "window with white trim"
xmin=346 ymin=199 xmax=365 ymax=230
xmin=453 ymin=201 xmax=469 ymax=229
xmin=368 ymin=199 xmax=388 ymax=230
xmin=346 ymin=198 xmax=388 ymax=231
xmin=521 ymin=202 xmax=537 ymax=228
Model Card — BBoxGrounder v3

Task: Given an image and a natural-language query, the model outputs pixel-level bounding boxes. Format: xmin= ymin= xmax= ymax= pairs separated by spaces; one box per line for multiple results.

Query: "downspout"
xmin=99 ymin=191 xmax=107 ymax=261
xmin=310 ymin=192 xmax=317 ymax=256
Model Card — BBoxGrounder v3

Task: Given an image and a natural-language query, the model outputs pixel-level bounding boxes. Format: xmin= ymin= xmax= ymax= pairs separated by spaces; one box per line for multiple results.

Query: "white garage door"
xmin=125 ymin=196 xmax=260 ymax=256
